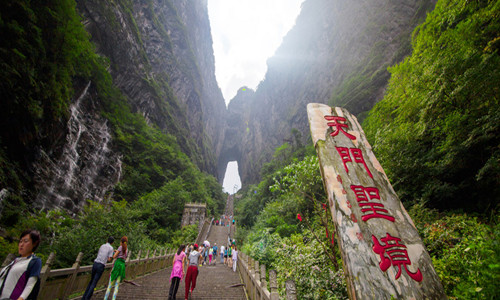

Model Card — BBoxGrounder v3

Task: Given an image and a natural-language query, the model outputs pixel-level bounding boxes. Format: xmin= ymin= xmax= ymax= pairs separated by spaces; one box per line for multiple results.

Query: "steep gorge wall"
xmin=219 ymin=0 xmax=436 ymax=184
xmin=77 ymin=0 xmax=226 ymax=174
xmin=31 ymin=0 xmax=226 ymax=212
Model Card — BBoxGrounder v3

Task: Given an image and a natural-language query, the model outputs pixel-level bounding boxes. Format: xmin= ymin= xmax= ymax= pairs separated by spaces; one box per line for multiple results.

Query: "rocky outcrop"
xmin=21 ymin=0 xmax=436 ymax=212
xmin=33 ymin=82 xmax=122 ymax=212
xmin=219 ymin=0 xmax=436 ymax=184
xmin=77 ymin=0 xmax=226 ymax=175
xmin=31 ymin=0 xmax=226 ymax=213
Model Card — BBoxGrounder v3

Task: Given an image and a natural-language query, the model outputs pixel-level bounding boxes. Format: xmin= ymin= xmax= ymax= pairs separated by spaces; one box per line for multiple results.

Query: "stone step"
xmin=89 ymin=226 xmax=245 ymax=299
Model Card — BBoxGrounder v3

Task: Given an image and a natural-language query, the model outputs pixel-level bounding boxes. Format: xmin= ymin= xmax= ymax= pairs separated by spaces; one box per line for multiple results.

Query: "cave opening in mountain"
xmin=222 ymin=161 xmax=241 ymax=194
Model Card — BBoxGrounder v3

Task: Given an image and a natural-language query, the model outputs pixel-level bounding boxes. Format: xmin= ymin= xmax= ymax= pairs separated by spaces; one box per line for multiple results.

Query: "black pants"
xmin=168 ymin=276 xmax=181 ymax=300
xmin=82 ymin=262 xmax=105 ymax=300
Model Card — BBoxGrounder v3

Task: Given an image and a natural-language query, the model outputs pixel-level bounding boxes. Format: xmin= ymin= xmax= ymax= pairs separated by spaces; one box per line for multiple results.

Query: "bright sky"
xmin=208 ymin=0 xmax=304 ymax=194
xmin=208 ymin=0 xmax=304 ymax=105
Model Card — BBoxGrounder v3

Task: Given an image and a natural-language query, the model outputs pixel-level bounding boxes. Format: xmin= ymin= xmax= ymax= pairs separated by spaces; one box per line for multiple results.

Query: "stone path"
xmin=90 ymin=224 xmax=245 ymax=299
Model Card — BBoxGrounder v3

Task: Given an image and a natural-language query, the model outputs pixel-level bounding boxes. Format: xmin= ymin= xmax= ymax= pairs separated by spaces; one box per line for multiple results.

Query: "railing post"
xmin=260 ymin=264 xmax=267 ymax=290
xmin=269 ymin=269 xmax=278 ymax=300
xmin=152 ymin=249 xmax=157 ymax=272
xmin=285 ymin=280 xmax=297 ymax=300
xmin=248 ymin=257 xmax=254 ymax=274
xmin=62 ymin=252 xmax=83 ymax=300
xmin=142 ymin=249 xmax=150 ymax=276
xmin=39 ymin=252 xmax=55 ymax=293
xmin=254 ymin=260 xmax=260 ymax=299
xmin=126 ymin=250 xmax=132 ymax=263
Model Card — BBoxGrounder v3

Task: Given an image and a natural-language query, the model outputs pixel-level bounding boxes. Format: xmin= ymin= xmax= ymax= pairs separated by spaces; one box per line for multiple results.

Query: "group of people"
xmin=0 ymin=231 xmax=238 ymax=300
xmin=0 ymin=229 xmax=128 ymax=300
xmin=166 ymin=241 xmax=238 ymax=300
xmin=213 ymin=214 xmax=235 ymax=227
xmin=82 ymin=236 xmax=129 ymax=300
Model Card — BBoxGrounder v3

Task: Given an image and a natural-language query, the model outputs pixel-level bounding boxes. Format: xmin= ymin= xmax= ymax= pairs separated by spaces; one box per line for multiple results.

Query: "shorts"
xmin=224 ymin=255 xmax=227 ymax=258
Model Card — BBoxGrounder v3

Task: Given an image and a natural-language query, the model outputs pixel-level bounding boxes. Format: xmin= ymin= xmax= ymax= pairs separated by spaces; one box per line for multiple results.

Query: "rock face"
xmin=31 ymin=0 xmax=226 ymax=212
xmin=77 ymin=0 xmax=226 ymax=175
xmin=219 ymin=0 xmax=436 ymax=184
xmin=29 ymin=0 xmax=436 ymax=212
xmin=33 ymin=82 xmax=122 ymax=212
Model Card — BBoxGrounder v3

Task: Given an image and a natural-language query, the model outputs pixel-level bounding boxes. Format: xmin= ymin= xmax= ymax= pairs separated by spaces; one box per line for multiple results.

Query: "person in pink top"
xmin=168 ymin=244 xmax=186 ymax=300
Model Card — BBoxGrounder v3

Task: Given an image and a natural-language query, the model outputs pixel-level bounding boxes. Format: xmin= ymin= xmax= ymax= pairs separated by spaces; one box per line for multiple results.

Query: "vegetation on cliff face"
xmin=363 ymin=0 xmax=499 ymax=213
xmin=0 ymin=0 xmax=224 ymax=265
xmin=236 ymin=0 xmax=499 ymax=298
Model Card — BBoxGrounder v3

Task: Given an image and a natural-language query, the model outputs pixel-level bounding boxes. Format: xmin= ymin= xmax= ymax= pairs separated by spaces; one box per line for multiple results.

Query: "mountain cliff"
xmin=0 ymin=0 xmax=437 ymax=214
xmin=220 ymin=0 xmax=436 ymax=184
xmin=0 ymin=0 xmax=226 ymax=214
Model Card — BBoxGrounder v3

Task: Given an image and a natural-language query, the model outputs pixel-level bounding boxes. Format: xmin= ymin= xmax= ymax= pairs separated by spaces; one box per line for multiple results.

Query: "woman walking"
xmin=104 ymin=236 xmax=128 ymax=300
xmin=185 ymin=244 xmax=202 ymax=300
xmin=168 ymin=244 xmax=186 ymax=300
xmin=208 ymin=246 xmax=213 ymax=265
xmin=0 ymin=229 xmax=42 ymax=300
xmin=232 ymin=246 xmax=238 ymax=272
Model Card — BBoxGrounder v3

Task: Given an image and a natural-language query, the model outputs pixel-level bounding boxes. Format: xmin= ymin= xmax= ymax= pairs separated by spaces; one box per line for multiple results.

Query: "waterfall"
xmin=34 ymin=81 xmax=122 ymax=212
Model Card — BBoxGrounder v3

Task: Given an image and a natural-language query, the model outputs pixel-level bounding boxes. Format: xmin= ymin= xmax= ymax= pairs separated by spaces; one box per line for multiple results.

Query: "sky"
xmin=208 ymin=0 xmax=304 ymax=105
xmin=208 ymin=0 xmax=304 ymax=194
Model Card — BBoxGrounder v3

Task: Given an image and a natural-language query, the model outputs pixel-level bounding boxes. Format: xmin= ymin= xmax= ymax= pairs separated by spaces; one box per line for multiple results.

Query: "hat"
xmin=194 ymin=243 xmax=198 ymax=248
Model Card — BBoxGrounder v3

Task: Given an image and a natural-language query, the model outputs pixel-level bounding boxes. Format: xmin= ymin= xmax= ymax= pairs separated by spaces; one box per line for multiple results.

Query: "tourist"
xmin=208 ymin=246 xmax=213 ymax=265
xmin=223 ymin=246 xmax=228 ymax=265
xmin=104 ymin=236 xmax=128 ymax=300
xmin=185 ymin=244 xmax=202 ymax=300
xmin=0 ymin=229 xmax=42 ymax=300
xmin=203 ymin=245 xmax=209 ymax=265
xmin=198 ymin=245 xmax=204 ymax=266
xmin=232 ymin=246 xmax=238 ymax=272
xmin=212 ymin=243 xmax=218 ymax=265
xmin=184 ymin=244 xmax=192 ymax=269
xmin=82 ymin=236 xmax=115 ymax=300
xmin=220 ymin=245 xmax=225 ymax=264
xmin=168 ymin=244 xmax=186 ymax=300
xmin=227 ymin=245 xmax=232 ymax=267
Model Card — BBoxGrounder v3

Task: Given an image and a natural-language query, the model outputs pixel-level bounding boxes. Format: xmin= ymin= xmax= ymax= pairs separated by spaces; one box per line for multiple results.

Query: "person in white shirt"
xmin=0 ymin=229 xmax=42 ymax=300
xmin=81 ymin=236 xmax=115 ymax=300
xmin=232 ymin=246 xmax=238 ymax=272
xmin=220 ymin=245 xmax=225 ymax=264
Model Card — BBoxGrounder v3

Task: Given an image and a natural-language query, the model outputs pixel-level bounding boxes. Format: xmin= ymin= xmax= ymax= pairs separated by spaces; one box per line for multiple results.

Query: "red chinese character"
xmin=350 ymin=148 xmax=373 ymax=178
xmin=350 ymin=185 xmax=395 ymax=222
xmin=336 ymin=147 xmax=352 ymax=173
xmin=372 ymin=233 xmax=423 ymax=282
xmin=324 ymin=116 xmax=356 ymax=140
xmin=350 ymin=213 xmax=357 ymax=223
xmin=335 ymin=147 xmax=373 ymax=178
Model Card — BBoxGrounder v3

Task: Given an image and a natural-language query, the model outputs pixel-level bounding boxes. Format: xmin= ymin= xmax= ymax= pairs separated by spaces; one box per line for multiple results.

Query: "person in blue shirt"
xmin=0 ymin=229 xmax=42 ymax=300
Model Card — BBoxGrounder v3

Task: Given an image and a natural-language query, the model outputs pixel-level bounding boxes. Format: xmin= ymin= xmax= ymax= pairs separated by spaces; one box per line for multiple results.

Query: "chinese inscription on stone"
xmin=308 ymin=104 xmax=446 ymax=300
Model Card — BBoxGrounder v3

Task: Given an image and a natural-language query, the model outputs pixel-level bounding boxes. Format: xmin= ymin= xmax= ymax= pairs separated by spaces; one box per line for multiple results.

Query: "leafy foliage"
xmin=236 ymin=147 xmax=345 ymax=298
xmin=363 ymin=0 xmax=500 ymax=212
xmin=409 ymin=205 xmax=500 ymax=299
xmin=0 ymin=0 xmax=225 ymax=267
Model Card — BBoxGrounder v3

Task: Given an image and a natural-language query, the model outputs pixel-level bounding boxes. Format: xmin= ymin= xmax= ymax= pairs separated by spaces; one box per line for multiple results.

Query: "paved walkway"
xmin=90 ymin=224 xmax=245 ymax=299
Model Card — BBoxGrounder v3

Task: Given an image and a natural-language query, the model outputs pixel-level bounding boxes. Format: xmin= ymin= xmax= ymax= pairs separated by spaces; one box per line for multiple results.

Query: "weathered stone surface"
xmin=77 ymin=0 xmax=226 ymax=175
xmin=181 ymin=203 xmax=207 ymax=232
xmin=307 ymin=103 xmax=446 ymax=299
xmin=33 ymin=82 xmax=121 ymax=212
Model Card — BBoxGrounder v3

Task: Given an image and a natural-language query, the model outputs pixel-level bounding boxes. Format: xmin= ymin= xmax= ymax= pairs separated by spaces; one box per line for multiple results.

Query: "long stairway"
xmin=90 ymin=222 xmax=245 ymax=299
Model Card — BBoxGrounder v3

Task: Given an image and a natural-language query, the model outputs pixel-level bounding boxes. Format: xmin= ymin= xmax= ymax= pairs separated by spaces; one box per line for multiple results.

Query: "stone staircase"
xmin=90 ymin=224 xmax=246 ymax=299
